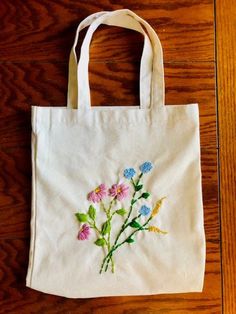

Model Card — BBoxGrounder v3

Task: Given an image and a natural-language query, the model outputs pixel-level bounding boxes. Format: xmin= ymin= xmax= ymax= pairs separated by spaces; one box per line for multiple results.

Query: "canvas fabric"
xmin=26 ymin=9 xmax=206 ymax=298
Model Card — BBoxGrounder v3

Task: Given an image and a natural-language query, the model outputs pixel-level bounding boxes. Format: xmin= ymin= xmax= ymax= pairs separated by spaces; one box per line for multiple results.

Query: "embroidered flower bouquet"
xmin=75 ymin=162 xmax=167 ymax=274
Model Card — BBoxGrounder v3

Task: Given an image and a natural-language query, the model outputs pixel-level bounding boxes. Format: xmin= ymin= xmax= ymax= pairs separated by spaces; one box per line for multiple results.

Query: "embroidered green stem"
xmin=98 ymin=200 xmax=115 ymax=272
xmin=100 ymin=201 xmax=108 ymax=216
xmin=107 ymin=198 xmax=116 ymax=273
xmin=112 ymin=173 xmax=143 ymax=247
xmin=99 ymin=174 xmax=143 ymax=274
xmin=100 ymin=214 xmax=149 ymax=273
xmin=88 ymin=220 xmax=101 ymax=235
xmin=103 ymin=215 xmax=152 ymax=272
xmin=107 ymin=236 xmax=115 ymax=273
xmin=127 ymin=173 xmax=143 ymax=220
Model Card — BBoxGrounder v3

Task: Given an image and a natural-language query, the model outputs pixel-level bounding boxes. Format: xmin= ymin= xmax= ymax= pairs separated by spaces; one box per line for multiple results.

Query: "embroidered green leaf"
xmin=94 ymin=238 xmax=106 ymax=247
xmin=126 ymin=238 xmax=135 ymax=243
xmin=141 ymin=192 xmax=150 ymax=199
xmin=101 ymin=221 xmax=111 ymax=235
xmin=135 ymin=184 xmax=143 ymax=191
xmin=88 ymin=205 xmax=96 ymax=220
xmin=129 ymin=220 xmax=142 ymax=228
xmin=75 ymin=213 xmax=88 ymax=222
xmin=116 ymin=208 xmax=127 ymax=216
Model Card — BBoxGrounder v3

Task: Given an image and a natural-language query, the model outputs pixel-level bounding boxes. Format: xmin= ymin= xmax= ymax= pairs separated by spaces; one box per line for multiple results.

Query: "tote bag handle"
xmin=67 ymin=11 xmax=154 ymax=109
xmin=68 ymin=10 xmax=165 ymax=109
xmin=77 ymin=10 xmax=165 ymax=110
xmin=67 ymin=11 xmax=108 ymax=109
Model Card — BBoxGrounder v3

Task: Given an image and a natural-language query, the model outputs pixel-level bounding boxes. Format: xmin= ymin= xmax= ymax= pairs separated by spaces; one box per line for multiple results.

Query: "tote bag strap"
xmin=67 ymin=11 xmax=108 ymax=109
xmin=76 ymin=9 xmax=164 ymax=110
xmin=67 ymin=10 xmax=154 ymax=109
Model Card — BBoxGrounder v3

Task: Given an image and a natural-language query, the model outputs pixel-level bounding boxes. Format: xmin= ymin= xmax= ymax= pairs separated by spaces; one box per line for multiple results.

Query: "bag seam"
xmin=28 ymin=108 xmax=38 ymax=286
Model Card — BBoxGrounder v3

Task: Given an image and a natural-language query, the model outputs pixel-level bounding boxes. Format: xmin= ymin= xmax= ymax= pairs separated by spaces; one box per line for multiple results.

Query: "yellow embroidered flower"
xmin=151 ymin=197 xmax=166 ymax=217
xmin=148 ymin=226 xmax=168 ymax=234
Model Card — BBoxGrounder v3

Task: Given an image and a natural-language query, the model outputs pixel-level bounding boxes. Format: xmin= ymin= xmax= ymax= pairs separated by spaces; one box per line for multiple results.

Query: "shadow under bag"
xmin=26 ymin=9 xmax=206 ymax=298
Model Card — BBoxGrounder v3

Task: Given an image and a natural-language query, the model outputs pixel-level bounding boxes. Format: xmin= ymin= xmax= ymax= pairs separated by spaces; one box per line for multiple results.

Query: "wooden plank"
xmin=0 ymin=1 xmax=220 ymax=312
xmin=0 ymin=0 xmax=214 ymax=62
xmin=0 ymin=147 xmax=31 ymax=239
xmin=0 ymin=61 xmax=216 ymax=148
xmin=0 ymin=237 xmax=220 ymax=313
xmin=216 ymin=0 xmax=236 ymax=312
xmin=201 ymin=148 xmax=219 ymax=242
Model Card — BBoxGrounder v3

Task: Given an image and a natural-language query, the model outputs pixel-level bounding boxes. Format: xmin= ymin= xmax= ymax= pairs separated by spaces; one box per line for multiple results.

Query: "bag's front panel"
xmin=28 ymin=106 xmax=205 ymax=298
xmin=27 ymin=9 xmax=205 ymax=298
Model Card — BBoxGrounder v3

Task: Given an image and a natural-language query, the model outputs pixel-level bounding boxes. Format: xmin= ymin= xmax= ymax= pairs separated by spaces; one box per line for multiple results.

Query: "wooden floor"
xmin=0 ymin=1 xmax=235 ymax=313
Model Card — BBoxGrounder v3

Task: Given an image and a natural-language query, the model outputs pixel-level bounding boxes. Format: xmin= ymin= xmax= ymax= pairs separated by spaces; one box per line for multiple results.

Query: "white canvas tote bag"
xmin=26 ymin=9 xmax=206 ymax=298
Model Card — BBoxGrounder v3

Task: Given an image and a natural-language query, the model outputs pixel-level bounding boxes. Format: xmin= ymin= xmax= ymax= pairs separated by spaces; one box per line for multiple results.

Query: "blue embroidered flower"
xmin=139 ymin=162 xmax=153 ymax=174
xmin=124 ymin=168 xmax=136 ymax=179
xmin=139 ymin=205 xmax=151 ymax=216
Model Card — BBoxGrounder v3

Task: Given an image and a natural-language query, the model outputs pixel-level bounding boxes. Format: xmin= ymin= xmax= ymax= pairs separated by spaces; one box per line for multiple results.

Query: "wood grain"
xmin=0 ymin=0 xmax=222 ymax=313
xmin=0 ymin=62 xmax=216 ymax=148
xmin=216 ymin=0 xmax=236 ymax=313
xmin=0 ymin=0 xmax=214 ymax=62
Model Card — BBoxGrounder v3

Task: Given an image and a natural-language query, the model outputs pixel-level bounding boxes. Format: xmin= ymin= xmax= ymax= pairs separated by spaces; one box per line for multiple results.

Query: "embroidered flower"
xmin=124 ymin=168 xmax=136 ymax=179
xmin=139 ymin=205 xmax=151 ymax=216
xmin=109 ymin=183 xmax=129 ymax=201
xmin=87 ymin=184 xmax=107 ymax=203
xmin=139 ymin=161 xmax=153 ymax=174
xmin=78 ymin=224 xmax=90 ymax=240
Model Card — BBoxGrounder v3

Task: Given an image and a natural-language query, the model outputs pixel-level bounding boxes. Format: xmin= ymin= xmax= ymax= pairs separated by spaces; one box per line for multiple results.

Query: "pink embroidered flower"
xmin=109 ymin=183 xmax=129 ymax=201
xmin=87 ymin=184 xmax=107 ymax=203
xmin=78 ymin=224 xmax=90 ymax=240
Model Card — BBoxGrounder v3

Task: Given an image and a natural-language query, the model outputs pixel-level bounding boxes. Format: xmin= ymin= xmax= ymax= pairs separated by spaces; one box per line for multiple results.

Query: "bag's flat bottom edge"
xmin=26 ymin=283 xmax=204 ymax=299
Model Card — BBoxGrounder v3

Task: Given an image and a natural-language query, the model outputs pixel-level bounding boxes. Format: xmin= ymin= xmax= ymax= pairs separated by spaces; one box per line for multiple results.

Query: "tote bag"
xmin=26 ymin=9 xmax=206 ymax=298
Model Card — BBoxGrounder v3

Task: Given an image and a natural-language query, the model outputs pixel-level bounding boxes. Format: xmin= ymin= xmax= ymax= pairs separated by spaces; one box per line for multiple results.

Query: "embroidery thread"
xmin=75 ymin=161 xmax=167 ymax=274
